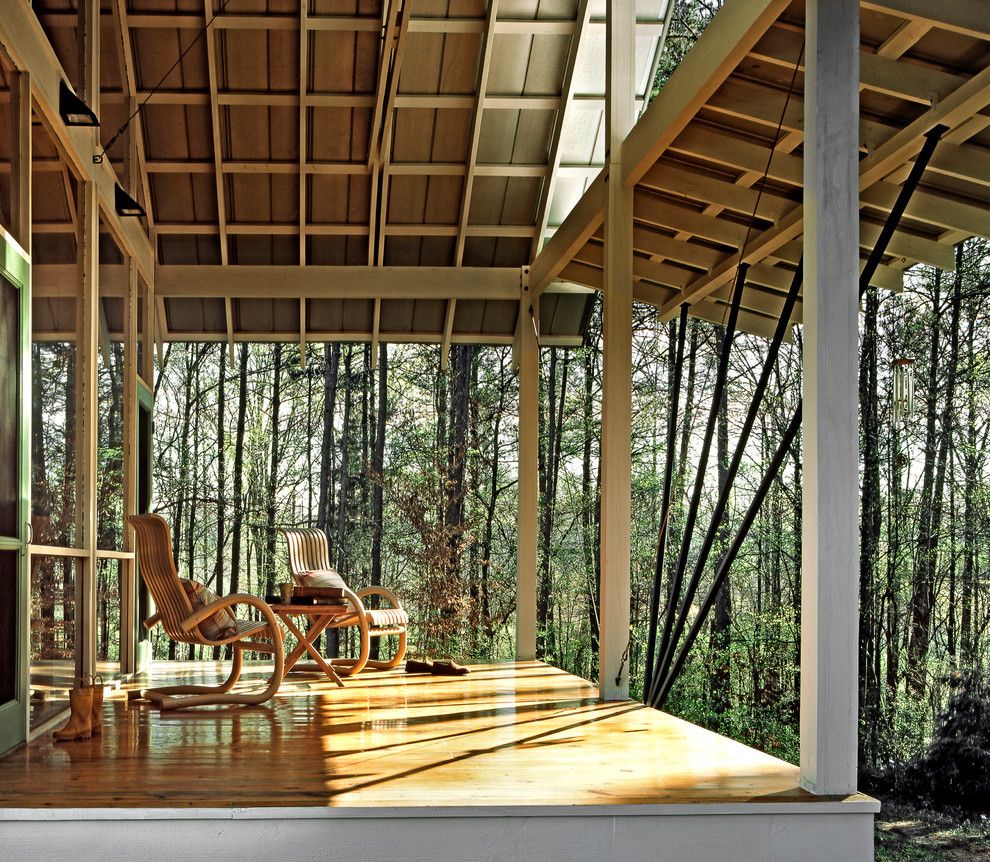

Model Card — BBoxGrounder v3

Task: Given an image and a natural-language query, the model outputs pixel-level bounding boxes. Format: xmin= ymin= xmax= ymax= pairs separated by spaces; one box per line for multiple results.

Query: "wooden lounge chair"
xmin=128 ymin=514 xmax=284 ymax=709
xmin=283 ymin=528 xmax=407 ymax=675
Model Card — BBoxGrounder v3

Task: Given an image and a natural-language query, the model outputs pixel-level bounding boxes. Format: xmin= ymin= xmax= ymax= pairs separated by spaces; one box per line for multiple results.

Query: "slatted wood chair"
xmin=129 ymin=514 xmax=284 ymax=709
xmin=283 ymin=528 xmax=407 ymax=675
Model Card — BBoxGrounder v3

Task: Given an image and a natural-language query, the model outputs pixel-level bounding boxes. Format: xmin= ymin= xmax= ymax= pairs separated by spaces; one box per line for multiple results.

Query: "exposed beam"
xmin=860 ymin=0 xmax=990 ymax=42
xmin=224 ymin=296 xmax=235 ymax=368
xmin=299 ymin=298 xmax=307 ymax=368
xmin=530 ymin=172 xmax=605 ymax=292
xmin=0 ymin=0 xmax=155 ymax=280
xmin=111 ymin=0 xmax=157 ymax=264
xmin=455 ymin=0 xmax=499 ymax=266
xmin=751 ymin=25 xmax=969 ymax=107
xmin=370 ymin=297 xmax=381 ymax=370
xmin=298 ymin=1 xmax=309 ymax=265
xmin=35 ymin=327 xmax=585 ymax=348
xmin=203 ymin=0 xmax=228 ymax=265
xmin=622 ymin=0 xmax=791 ymax=187
xmin=531 ymin=0 xmax=591 ymax=258
xmin=440 ymin=299 xmax=457 ymax=371
xmin=153 ymin=265 xmax=523 ymax=300
xmin=368 ymin=1 xmax=401 ymax=172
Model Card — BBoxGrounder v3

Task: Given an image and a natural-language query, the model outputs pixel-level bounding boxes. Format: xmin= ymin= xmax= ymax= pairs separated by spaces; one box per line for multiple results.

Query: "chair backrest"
xmin=128 ymin=513 xmax=198 ymax=642
xmin=283 ymin=528 xmax=332 ymax=583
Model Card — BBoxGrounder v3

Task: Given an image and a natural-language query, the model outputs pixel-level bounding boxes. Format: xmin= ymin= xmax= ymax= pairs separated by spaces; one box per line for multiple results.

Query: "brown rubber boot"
xmin=90 ymin=681 xmax=104 ymax=736
xmin=53 ymin=685 xmax=93 ymax=742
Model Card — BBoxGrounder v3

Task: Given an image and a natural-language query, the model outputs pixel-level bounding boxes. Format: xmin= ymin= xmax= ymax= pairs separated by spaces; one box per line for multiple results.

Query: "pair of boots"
xmin=53 ymin=677 xmax=104 ymax=742
xmin=405 ymin=658 xmax=470 ymax=676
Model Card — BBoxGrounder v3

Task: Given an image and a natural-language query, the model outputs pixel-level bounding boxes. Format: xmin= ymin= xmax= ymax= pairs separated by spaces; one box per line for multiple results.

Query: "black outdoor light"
xmin=114 ymin=183 xmax=146 ymax=218
xmin=59 ymin=80 xmax=100 ymax=127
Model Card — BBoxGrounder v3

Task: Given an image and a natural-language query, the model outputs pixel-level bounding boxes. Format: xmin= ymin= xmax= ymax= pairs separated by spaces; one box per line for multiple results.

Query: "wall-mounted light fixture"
xmin=114 ymin=183 xmax=146 ymax=218
xmin=59 ymin=80 xmax=100 ymax=127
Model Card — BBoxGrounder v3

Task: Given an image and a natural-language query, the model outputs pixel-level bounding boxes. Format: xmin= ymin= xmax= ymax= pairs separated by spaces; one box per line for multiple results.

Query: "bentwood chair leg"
xmin=154 ymin=626 xmax=284 ymax=710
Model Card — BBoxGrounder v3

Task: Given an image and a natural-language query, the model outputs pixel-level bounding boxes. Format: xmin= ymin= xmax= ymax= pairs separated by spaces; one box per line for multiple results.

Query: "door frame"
xmin=0 ymin=225 xmax=31 ymax=754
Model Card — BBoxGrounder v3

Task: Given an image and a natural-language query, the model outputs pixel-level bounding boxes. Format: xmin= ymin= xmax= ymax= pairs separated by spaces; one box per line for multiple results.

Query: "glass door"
xmin=0 ymin=229 xmax=30 ymax=754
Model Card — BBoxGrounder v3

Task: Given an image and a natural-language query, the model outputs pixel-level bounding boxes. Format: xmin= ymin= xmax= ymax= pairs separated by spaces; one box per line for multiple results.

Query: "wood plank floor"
xmin=0 ymin=661 xmax=836 ymax=809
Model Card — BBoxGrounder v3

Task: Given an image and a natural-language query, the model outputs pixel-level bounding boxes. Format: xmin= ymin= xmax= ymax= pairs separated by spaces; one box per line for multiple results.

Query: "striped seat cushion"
xmin=297 ymin=570 xmax=347 ymax=597
xmin=366 ymin=608 xmax=408 ymax=629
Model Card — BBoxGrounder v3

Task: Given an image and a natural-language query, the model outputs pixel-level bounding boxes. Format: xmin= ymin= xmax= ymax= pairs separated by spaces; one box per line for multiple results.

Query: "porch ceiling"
xmin=532 ymin=0 xmax=990 ymax=338
xmin=23 ymin=0 xmax=673 ymax=346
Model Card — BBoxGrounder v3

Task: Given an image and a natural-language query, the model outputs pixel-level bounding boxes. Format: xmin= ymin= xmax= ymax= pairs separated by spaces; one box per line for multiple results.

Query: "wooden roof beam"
xmin=455 ymin=0 xmax=500 ymax=266
xmin=530 ymin=171 xmax=605 ymax=292
xmin=153 ymin=265 xmax=523 ymax=300
xmin=531 ymin=0 xmax=592 ymax=259
xmin=298 ymin=2 xmax=309 ymax=265
xmin=370 ymin=298 xmax=381 ymax=370
xmin=202 ymin=0 xmax=228 ymax=265
xmin=110 ymin=0 xmax=157 ymax=262
xmin=0 ymin=0 xmax=155 ymax=280
xmin=622 ymin=0 xmax=791 ymax=187
xmin=440 ymin=299 xmax=457 ymax=371
xmin=860 ymin=0 xmax=990 ymax=42
xmin=751 ymin=26 xmax=970 ymax=108
xmin=660 ymin=62 xmax=990 ymax=319
xmin=534 ymin=0 xmax=790 ymax=286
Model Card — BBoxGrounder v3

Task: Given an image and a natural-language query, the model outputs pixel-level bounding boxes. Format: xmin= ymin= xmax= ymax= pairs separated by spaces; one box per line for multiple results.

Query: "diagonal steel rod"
xmin=859 ymin=124 xmax=947 ymax=298
xmin=648 ymin=264 xmax=747 ymax=706
xmin=644 ymin=303 xmax=689 ymax=698
xmin=653 ymin=401 xmax=803 ymax=709
xmin=650 ymin=259 xmax=803 ymax=702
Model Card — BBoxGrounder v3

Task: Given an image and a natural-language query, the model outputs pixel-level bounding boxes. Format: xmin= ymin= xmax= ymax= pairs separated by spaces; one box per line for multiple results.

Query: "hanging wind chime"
xmin=892 ymin=357 xmax=915 ymax=424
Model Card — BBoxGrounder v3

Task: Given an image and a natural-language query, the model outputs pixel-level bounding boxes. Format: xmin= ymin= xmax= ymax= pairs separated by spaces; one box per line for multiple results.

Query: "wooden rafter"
xmin=440 ymin=299 xmax=457 ymax=371
xmin=298 ymin=1 xmax=308 ymax=265
xmin=530 ymin=0 xmax=591 ymax=259
xmin=454 ymin=0 xmax=499 ymax=266
xmin=659 ymin=63 xmax=990 ymax=319
xmin=203 ymin=0 xmax=229 ymax=265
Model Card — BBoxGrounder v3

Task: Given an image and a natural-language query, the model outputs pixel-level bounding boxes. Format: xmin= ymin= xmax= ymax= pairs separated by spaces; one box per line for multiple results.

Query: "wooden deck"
xmin=0 ymin=660 xmax=871 ymax=810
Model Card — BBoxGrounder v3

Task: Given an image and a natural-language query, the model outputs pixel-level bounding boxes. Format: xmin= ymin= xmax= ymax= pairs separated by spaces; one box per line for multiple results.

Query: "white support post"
xmin=800 ymin=0 xmax=860 ymax=795
xmin=598 ymin=0 xmax=635 ymax=701
xmin=76 ymin=0 xmax=101 ymax=681
xmin=120 ymin=260 xmax=138 ymax=675
xmin=516 ymin=267 xmax=538 ymax=661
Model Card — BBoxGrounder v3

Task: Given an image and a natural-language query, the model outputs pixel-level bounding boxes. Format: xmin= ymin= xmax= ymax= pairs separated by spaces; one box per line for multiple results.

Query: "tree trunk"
xmin=265 ymin=344 xmax=283 ymax=599
xmin=709 ymin=328 xmax=731 ymax=716
xmin=859 ymin=286 xmax=882 ymax=765
xmin=230 ymin=344 xmax=249 ymax=600
xmin=212 ymin=345 xmax=226 ymax=659
xmin=317 ymin=344 xmax=340 ymax=534
xmin=908 ymin=255 xmax=962 ymax=694
xmin=336 ymin=346 xmax=353 ymax=574
xmin=369 ymin=343 xmax=388 ymax=661
xmin=445 ymin=345 xmax=472 ymax=586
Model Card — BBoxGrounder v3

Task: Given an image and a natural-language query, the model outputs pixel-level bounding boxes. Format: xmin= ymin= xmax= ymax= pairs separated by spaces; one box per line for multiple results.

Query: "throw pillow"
xmin=180 ymin=579 xmax=238 ymax=641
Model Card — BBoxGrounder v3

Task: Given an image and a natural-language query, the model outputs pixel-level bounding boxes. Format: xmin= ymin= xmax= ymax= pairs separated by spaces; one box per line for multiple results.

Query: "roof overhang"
xmin=531 ymin=0 xmax=990 ymax=338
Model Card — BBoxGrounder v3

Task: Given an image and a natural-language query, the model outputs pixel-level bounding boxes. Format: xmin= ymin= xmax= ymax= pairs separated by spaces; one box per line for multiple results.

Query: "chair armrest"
xmin=355 ymin=586 xmax=403 ymax=610
xmin=143 ymin=613 xmax=161 ymax=630
xmin=179 ymin=593 xmax=279 ymax=634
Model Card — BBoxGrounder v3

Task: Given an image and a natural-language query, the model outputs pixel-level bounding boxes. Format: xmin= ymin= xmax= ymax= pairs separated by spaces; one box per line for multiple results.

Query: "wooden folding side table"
xmin=269 ymin=602 xmax=358 ymax=688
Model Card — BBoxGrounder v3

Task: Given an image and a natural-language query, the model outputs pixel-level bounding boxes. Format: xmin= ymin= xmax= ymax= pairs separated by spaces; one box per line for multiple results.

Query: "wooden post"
xmin=598 ymin=0 xmax=635 ymax=701
xmin=76 ymin=0 xmax=100 ymax=679
xmin=516 ymin=267 xmax=538 ymax=660
xmin=120 ymin=112 xmax=140 ymax=674
xmin=800 ymin=0 xmax=860 ymax=795
xmin=11 ymin=72 xmax=32 ymax=250
xmin=120 ymin=261 xmax=138 ymax=674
